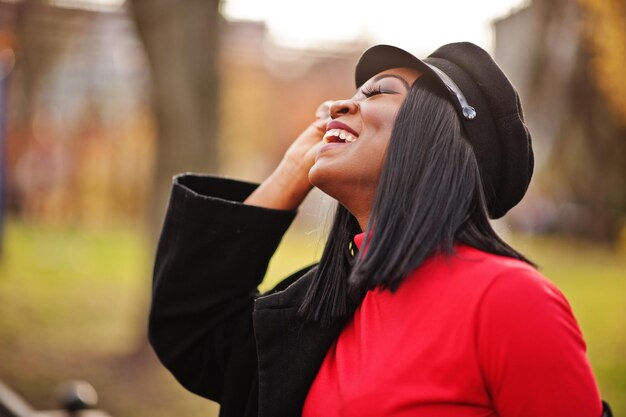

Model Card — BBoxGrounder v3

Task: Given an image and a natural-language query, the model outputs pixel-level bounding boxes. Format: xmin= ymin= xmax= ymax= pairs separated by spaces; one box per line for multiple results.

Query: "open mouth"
xmin=323 ymin=128 xmax=358 ymax=144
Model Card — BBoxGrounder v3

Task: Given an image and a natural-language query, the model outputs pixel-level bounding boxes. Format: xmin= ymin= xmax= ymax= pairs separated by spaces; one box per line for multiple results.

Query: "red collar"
xmin=353 ymin=232 xmax=366 ymax=250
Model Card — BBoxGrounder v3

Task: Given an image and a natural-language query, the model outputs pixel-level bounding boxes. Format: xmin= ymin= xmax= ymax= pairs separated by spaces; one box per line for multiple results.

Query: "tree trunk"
xmin=128 ymin=0 xmax=221 ymax=358
xmin=130 ymin=0 xmax=221 ymax=239
xmin=503 ymin=0 xmax=626 ymax=243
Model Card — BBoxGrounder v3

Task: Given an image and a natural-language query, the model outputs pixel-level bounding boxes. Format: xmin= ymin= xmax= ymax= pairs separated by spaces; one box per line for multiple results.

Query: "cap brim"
xmin=355 ymin=45 xmax=436 ymax=88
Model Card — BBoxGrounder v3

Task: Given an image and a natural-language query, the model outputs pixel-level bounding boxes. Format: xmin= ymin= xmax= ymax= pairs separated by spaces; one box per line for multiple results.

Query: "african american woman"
xmin=148 ymin=43 xmax=610 ymax=417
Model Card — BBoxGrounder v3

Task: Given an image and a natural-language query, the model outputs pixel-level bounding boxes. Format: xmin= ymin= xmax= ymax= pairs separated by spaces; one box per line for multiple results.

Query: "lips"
xmin=323 ymin=121 xmax=359 ymax=144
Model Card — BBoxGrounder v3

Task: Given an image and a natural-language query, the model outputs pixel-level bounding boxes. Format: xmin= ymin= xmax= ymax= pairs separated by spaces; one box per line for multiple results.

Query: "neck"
xmin=340 ymin=201 xmax=370 ymax=232
xmin=321 ymin=186 xmax=374 ymax=232
xmin=354 ymin=212 xmax=369 ymax=233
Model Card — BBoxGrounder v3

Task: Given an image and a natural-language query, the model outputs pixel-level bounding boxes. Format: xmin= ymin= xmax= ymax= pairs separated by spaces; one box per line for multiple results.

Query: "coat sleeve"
xmin=476 ymin=266 xmax=603 ymax=417
xmin=148 ymin=174 xmax=302 ymax=403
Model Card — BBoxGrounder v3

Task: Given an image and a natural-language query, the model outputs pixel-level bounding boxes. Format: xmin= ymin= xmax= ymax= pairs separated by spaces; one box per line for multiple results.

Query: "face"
xmin=309 ymin=67 xmax=421 ymax=222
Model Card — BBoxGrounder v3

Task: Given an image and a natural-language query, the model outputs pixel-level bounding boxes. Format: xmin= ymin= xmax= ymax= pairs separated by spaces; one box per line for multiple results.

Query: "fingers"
xmin=313 ymin=118 xmax=327 ymax=132
xmin=314 ymin=100 xmax=333 ymax=132
xmin=315 ymin=100 xmax=333 ymax=119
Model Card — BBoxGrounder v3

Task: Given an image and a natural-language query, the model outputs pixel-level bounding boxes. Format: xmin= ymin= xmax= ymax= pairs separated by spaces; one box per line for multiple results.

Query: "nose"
xmin=329 ymin=99 xmax=358 ymax=119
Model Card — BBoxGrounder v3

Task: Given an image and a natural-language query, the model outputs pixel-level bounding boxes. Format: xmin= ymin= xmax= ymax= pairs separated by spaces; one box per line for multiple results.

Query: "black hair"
xmin=299 ymin=75 xmax=533 ymax=326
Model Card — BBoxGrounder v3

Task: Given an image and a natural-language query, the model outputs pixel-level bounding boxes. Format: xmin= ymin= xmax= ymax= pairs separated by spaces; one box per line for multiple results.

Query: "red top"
xmin=302 ymin=235 xmax=601 ymax=417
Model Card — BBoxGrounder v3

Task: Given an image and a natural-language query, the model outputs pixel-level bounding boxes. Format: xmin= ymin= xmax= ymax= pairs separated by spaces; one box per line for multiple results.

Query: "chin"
xmin=308 ymin=163 xmax=335 ymax=197
xmin=310 ymin=164 xmax=376 ymax=211
xmin=311 ymin=164 xmax=355 ymax=205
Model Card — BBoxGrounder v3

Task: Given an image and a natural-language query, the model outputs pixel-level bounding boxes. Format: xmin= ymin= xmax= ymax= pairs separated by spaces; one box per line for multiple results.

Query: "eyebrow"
xmin=372 ymin=74 xmax=411 ymax=91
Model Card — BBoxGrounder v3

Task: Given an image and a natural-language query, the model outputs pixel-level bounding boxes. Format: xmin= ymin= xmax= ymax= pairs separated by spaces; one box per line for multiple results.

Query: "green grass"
xmin=0 ymin=220 xmax=215 ymax=417
xmin=0 ymin=221 xmax=147 ymax=355
xmin=0 ymin=220 xmax=623 ymax=416
xmin=510 ymin=235 xmax=626 ymax=414
xmin=263 ymin=228 xmax=323 ymax=292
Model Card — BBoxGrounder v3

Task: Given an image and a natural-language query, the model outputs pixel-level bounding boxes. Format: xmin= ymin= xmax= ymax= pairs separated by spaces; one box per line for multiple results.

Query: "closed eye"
xmin=361 ymin=85 xmax=397 ymax=98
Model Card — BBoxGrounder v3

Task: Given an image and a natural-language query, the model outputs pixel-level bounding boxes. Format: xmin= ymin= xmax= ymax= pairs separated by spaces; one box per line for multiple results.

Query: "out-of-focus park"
xmin=0 ymin=0 xmax=624 ymax=415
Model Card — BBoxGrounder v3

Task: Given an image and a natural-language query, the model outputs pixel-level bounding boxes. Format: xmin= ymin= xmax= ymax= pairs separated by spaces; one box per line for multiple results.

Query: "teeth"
xmin=323 ymin=128 xmax=357 ymax=143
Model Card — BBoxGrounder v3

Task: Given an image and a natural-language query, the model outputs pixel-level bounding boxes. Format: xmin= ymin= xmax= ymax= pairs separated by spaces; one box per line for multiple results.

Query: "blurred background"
xmin=0 ymin=0 xmax=624 ymax=416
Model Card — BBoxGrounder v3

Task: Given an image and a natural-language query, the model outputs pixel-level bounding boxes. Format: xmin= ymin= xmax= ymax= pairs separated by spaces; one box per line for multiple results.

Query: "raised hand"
xmin=244 ymin=101 xmax=332 ymax=210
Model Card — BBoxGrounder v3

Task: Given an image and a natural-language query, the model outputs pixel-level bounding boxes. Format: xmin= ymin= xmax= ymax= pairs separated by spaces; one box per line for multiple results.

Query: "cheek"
xmin=361 ymin=144 xmax=388 ymax=183
xmin=359 ymin=123 xmax=393 ymax=164
xmin=363 ymin=108 xmax=397 ymax=145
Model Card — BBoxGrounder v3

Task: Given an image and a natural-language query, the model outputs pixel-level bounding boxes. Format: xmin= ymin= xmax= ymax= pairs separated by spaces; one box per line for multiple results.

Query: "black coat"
xmin=149 ymin=174 xmax=615 ymax=417
xmin=149 ymin=174 xmax=347 ymax=417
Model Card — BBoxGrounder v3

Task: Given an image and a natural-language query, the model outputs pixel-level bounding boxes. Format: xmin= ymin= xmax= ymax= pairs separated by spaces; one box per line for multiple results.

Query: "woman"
xmin=149 ymin=43 xmax=607 ymax=417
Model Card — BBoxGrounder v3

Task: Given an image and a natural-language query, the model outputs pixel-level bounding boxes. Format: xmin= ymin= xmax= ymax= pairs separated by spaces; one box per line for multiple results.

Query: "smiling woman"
xmin=309 ymin=68 xmax=421 ymax=229
xmin=147 ymin=42 xmax=610 ymax=417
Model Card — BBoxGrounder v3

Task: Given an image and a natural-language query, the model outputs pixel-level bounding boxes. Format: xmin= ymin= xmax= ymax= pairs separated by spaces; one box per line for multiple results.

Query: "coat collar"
xmin=254 ymin=265 xmax=315 ymax=311
xmin=253 ymin=267 xmax=349 ymax=417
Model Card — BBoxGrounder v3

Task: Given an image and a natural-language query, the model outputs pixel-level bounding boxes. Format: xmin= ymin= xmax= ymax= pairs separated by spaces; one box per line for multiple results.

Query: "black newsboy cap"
xmin=355 ymin=43 xmax=534 ymax=219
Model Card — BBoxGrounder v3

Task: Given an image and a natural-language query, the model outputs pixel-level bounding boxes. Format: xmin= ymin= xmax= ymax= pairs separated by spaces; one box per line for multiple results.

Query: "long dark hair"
xmin=299 ymin=75 xmax=533 ymax=326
